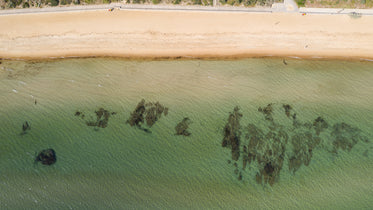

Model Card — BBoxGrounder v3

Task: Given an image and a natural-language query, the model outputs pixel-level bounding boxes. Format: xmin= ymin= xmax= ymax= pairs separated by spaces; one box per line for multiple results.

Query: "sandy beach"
xmin=0 ymin=9 xmax=373 ymax=59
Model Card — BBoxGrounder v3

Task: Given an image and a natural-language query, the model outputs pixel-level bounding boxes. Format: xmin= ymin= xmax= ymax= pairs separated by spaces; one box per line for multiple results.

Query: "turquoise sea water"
xmin=0 ymin=58 xmax=372 ymax=209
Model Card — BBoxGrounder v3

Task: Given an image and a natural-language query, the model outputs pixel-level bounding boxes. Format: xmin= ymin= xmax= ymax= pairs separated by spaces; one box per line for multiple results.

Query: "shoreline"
xmin=2 ymin=54 xmax=373 ymax=62
xmin=1 ymin=10 xmax=373 ymax=61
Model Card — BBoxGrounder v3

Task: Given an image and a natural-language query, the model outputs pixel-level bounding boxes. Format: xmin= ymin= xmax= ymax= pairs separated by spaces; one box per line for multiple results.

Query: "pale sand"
xmin=0 ymin=10 xmax=373 ymax=59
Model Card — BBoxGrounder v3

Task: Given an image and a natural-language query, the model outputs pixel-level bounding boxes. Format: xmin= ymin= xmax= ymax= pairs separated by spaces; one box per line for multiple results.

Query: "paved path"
xmin=0 ymin=4 xmax=273 ymax=16
xmin=1 ymin=2 xmax=373 ymax=16
xmin=299 ymin=7 xmax=373 ymax=15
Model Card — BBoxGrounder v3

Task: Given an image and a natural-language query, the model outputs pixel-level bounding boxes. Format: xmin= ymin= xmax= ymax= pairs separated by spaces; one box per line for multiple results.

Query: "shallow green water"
xmin=0 ymin=58 xmax=372 ymax=209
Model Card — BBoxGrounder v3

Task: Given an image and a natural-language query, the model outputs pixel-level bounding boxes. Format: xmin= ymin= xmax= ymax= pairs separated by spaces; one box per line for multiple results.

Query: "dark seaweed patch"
xmin=127 ymin=99 xmax=146 ymax=127
xmin=222 ymin=106 xmax=242 ymax=161
xmin=246 ymin=124 xmax=288 ymax=186
xmin=258 ymin=103 xmax=273 ymax=121
xmin=289 ymin=132 xmax=320 ymax=174
xmin=331 ymin=122 xmax=367 ymax=152
xmin=175 ymin=117 xmax=192 ymax=136
xmin=127 ymin=99 xmax=168 ymax=132
xmin=221 ymin=103 xmax=369 ymax=186
xmin=75 ymin=108 xmax=115 ymax=129
xmin=313 ymin=117 xmax=328 ymax=136
xmin=282 ymin=104 xmax=292 ymax=118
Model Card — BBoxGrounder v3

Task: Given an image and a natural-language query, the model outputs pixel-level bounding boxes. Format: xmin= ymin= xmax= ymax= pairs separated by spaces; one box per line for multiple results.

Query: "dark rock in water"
xmin=74 ymin=111 xmax=81 ymax=116
xmin=21 ymin=121 xmax=31 ymax=135
xmin=175 ymin=117 xmax=192 ymax=136
xmin=139 ymin=127 xmax=152 ymax=133
xmin=282 ymin=104 xmax=292 ymax=118
xmin=313 ymin=117 xmax=328 ymax=136
xmin=22 ymin=121 xmax=30 ymax=132
xmin=35 ymin=149 xmax=56 ymax=165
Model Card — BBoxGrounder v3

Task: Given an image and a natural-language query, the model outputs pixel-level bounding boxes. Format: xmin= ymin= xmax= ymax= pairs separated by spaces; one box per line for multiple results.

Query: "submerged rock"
xmin=35 ymin=149 xmax=56 ymax=165
xmin=21 ymin=121 xmax=31 ymax=135
xmin=282 ymin=104 xmax=292 ymax=118
xmin=22 ymin=121 xmax=30 ymax=132
xmin=175 ymin=117 xmax=192 ymax=136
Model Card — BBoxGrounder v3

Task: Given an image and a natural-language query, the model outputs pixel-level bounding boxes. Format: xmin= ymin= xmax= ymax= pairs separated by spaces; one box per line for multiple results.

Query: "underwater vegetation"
xmin=75 ymin=108 xmax=117 ymax=129
xmin=26 ymin=99 xmax=369 ymax=187
xmin=222 ymin=103 xmax=370 ymax=186
xmin=127 ymin=99 xmax=169 ymax=133
xmin=175 ymin=117 xmax=192 ymax=136
xmin=222 ymin=106 xmax=242 ymax=161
